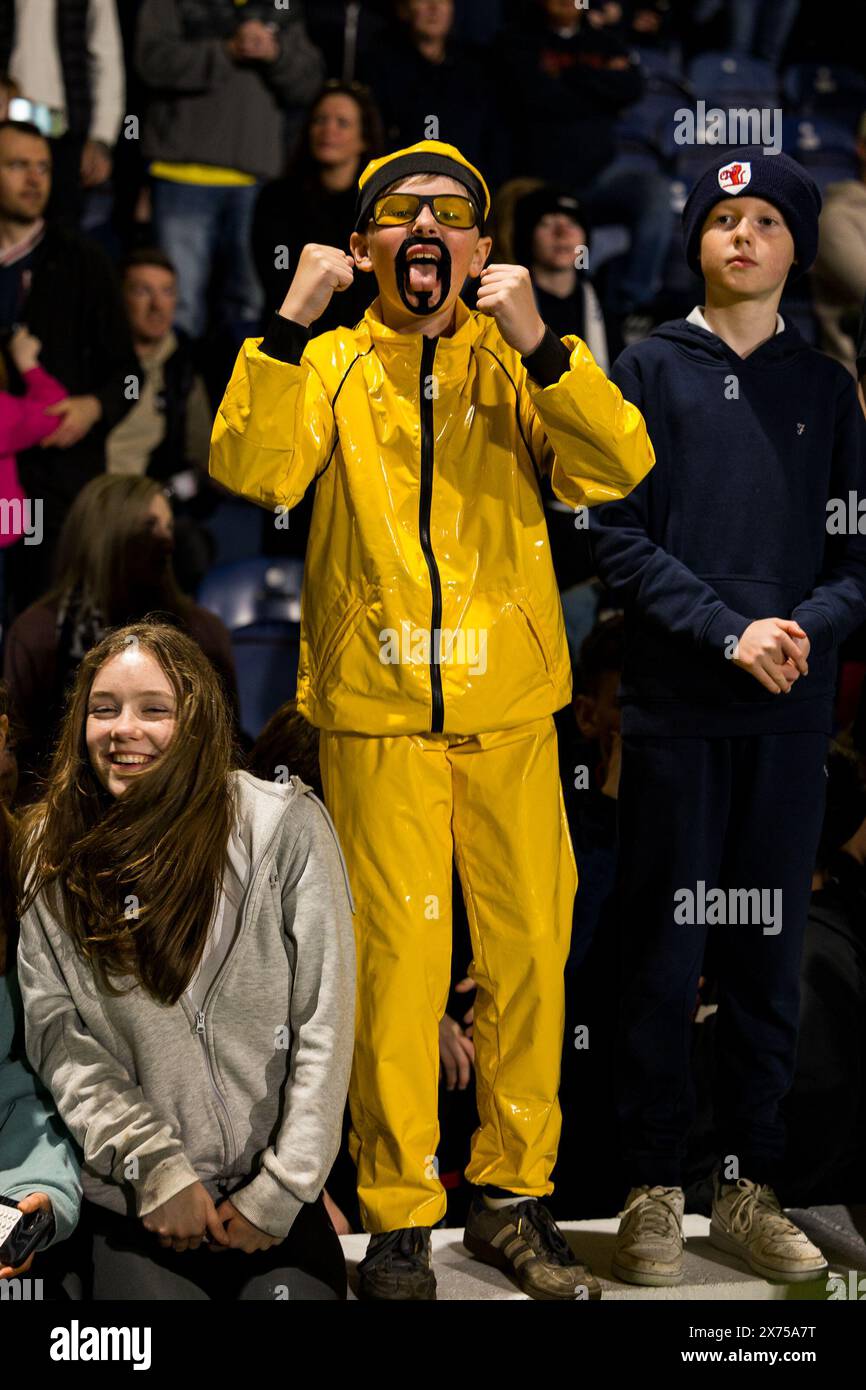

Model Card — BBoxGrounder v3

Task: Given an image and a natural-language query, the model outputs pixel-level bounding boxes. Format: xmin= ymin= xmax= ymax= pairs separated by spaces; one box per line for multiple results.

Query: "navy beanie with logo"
xmin=681 ymin=148 xmax=822 ymax=280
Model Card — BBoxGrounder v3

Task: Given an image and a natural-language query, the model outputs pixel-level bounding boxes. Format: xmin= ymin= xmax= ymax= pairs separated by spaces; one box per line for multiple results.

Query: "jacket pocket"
xmin=316 ymin=596 xmax=366 ymax=688
xmin=514 ymin=592 xmax=554 ymax=677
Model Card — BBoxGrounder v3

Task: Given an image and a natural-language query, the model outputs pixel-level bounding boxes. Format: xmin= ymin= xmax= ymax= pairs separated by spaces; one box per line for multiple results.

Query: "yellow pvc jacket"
xmin=210 ymin=297 xmax=654 ymax=736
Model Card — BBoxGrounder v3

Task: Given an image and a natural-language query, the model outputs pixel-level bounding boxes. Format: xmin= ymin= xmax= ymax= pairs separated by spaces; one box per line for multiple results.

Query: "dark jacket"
xmin=358 ymin=28 xmax=508 ymax=193
xmin=147 ymin=330 xmax=203 ymax=482
xmin=252 ymin=176 xmax=377 ymax=329
xmin=16 ymin=225 xmax=139 ymax=520
xmin=589 ymin=318 xmax=866 ymax=736
xmin=495 ymin=11 xmax=643 ymax=187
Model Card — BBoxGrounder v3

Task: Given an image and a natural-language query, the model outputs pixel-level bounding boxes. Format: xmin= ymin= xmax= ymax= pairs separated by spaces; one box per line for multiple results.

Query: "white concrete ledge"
xmin=342 ymin=1212 xmax=859 ymax=1300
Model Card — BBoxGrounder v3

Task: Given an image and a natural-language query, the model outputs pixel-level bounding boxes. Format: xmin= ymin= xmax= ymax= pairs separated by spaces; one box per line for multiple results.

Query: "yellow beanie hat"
xmin=354 ymin=139 xmax=491 ymax=231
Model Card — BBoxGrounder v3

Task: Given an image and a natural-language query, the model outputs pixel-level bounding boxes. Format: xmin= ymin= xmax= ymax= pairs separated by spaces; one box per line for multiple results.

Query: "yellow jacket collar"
xmin=356 ymin=296 xmax=480 ymax=383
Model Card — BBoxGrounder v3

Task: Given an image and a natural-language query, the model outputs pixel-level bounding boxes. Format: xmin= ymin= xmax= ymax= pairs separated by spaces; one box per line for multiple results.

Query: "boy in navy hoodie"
xmin=590 ymin=148 xmax=866 ymax=1287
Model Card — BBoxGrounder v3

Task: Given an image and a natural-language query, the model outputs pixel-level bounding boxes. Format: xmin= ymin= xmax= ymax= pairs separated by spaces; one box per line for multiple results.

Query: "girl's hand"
xmin=8 ymin=326 xmax=42 ymax=374
xmin=142 ymin=1180 xmax=230 ymax=1253
xmin=212 ymin=1200 xmax=283 ymax=1254
xmin=0 ymin=1192 xmax=52 ymax=1279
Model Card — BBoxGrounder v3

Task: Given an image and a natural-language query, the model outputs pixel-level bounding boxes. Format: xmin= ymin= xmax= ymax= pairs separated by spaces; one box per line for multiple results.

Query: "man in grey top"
xmin=135 ymin=0 xmax=326 ymax=341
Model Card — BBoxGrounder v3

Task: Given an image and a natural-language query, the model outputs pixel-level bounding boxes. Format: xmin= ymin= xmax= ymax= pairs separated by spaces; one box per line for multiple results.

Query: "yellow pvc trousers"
xmin=319 ymin=715 xmax=577 ymax=1233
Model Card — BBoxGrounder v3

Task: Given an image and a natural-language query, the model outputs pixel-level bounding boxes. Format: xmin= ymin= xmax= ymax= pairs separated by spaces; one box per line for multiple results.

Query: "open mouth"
xmin=108 ymin=752 xmax=158 ymax=769
xmin=398 ymin=239 xmax=448 ymax=311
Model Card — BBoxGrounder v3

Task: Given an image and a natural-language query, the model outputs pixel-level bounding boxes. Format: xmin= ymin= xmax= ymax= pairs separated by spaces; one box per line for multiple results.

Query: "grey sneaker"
xmin=612 ymin=1185 xmax=685 ymax=1286
xmin=709 ymin=1176 xmax=828 ymax=1283
xmin=463 ymin=1195 xmax=601 ymax=1300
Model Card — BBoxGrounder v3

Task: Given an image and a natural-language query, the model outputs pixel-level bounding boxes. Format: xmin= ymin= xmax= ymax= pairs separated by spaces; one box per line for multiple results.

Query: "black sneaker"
xmin=464 ymin=1195 xmax=601 ymax=1300
xmin=356 ymin=1227 xmax=436 ymax=1301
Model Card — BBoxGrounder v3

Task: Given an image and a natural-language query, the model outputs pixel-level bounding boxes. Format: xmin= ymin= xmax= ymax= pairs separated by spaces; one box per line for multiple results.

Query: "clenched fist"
xmin=475 ymin=263 xmax=545 ymax=356
xmin=279 ymin=244 xmax=355 ymax=329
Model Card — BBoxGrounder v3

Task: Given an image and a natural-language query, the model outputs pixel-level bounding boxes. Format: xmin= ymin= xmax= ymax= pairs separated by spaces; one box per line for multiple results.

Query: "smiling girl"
xmin=12 ymin=621 xmax=355 ymax=1300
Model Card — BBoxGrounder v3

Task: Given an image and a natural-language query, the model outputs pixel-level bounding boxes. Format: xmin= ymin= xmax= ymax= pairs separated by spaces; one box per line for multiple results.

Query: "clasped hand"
xmin=141 ymin=1180 xmax=282 ymax=1254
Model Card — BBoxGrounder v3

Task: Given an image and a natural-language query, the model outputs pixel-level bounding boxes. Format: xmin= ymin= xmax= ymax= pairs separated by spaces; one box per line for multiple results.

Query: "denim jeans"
xmin=729 ymin=0 xmax=801 ymax=66
xmin=151 ymin=178 xmax=264 ymax=341
xmin=582 ymin=156 xmax=673 ymax=315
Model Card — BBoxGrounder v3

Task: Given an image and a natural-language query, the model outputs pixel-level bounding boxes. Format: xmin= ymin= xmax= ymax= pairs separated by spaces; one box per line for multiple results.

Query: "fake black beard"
xmin=393 ymin=236 xmax=452 ymax=316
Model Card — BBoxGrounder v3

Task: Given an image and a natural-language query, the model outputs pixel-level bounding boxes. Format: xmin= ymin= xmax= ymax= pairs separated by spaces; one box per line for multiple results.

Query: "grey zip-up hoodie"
xmin=15 ymin=771 xmax=355 ymax=1240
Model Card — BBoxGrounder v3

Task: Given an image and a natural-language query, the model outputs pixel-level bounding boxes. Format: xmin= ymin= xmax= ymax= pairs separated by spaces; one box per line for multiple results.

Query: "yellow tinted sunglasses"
xmin=372 ymin=192 xmax=478 ymax=229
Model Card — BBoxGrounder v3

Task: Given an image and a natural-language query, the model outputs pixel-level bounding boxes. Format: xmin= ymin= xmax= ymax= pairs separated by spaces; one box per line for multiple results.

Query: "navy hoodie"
xmin=589 ymin=317 xmax=866 ymax=736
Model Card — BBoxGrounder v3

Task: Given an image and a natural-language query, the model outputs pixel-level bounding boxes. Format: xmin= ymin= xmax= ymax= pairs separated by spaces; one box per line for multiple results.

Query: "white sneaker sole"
xmin=709 ymin=1223 xmax=829 ymax=1283
xmin=611 ymin=1255 xmax=683 ymax=1287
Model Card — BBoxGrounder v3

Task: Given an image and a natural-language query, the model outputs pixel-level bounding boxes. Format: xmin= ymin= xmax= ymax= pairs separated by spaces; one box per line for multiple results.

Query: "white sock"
xmin=482 ymin=1192 xmax=522 ymax=1210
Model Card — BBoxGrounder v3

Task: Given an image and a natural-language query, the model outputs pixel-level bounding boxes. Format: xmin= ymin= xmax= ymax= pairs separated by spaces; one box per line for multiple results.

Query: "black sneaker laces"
xmin=512 ymin=1200 xmax=578 ymax=1267
xmin=359 ymin=1227 xmax=430 ymax=1272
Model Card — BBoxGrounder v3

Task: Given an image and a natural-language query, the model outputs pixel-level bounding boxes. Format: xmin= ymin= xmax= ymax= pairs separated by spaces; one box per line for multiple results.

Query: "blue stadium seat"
xmin=783 ymin=116 xmax=859 ymax=192
xmin=632 ymin=44 xmax=685 ymax=85
xmin=619 ymin=45 xmax=691 ymax=165
xmin=617 ymin=90 xmax=684 ymax=163
xmin=197 ymin=558 xmax=304 ymax=738
xmin=687 ymin=50 xmax=779 ymax=110
xmin=673 ymin=136 xmax=733 ymax=188
xmin=204 ymin=496 xmax=266 ymax=568
xmin=783 ymin=63 xmax=866 ymax=131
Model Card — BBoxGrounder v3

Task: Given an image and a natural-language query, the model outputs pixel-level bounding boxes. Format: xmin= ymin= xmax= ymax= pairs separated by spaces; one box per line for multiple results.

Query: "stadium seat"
xmin=617 ymin=91 xmax=684 ymax=165
xmin=783 ymin=63 xmax=866 ymax=132
xmin=631 ymin=44 xmax=685 ymax=86
xmin=618 ymin=45 xmax=691 ymax=166
xmin=673 ymin=135 xmax=734 ymax=189
xmin=197 ymin=558 xmax=304 ymax=738
xmin=783 ymin=116 xmax=859 ymax=192
xmin=687 ymin=51 xmax=779 ymax=108
xmin=204 ymin=496 xmax=267 ymax=568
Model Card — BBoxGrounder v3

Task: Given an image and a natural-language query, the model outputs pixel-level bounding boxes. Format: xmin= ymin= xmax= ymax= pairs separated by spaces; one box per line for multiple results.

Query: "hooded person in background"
xmin=210 ymin=138 xmax=654 ymax=1300
xmin=512 ymin=184 xmax=609 ymax=373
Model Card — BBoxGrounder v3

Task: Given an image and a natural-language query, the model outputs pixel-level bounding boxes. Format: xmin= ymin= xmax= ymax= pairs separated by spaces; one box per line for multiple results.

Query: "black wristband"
xmin=260 ymin=312 xmax=310 ymax=365
xmin=522 ymin=324 xmax=572 ymax=387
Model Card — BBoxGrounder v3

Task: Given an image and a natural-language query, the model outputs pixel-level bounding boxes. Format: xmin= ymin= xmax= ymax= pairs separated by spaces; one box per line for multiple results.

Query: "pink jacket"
xmin=0 ymin=366 xmax=68 ymax=548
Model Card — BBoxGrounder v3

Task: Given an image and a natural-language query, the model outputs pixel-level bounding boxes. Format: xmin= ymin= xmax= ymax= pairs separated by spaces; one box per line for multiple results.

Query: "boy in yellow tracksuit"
xmin=210 ymin=141 xmax=654 ymax=1300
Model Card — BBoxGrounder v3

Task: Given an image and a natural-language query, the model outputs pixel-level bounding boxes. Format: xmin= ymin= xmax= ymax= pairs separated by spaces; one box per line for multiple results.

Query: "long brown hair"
xmin=43 ymin=474 xmax=192 ymax=626
xmin=13 ymin=622 xmax=239 ymax=1004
